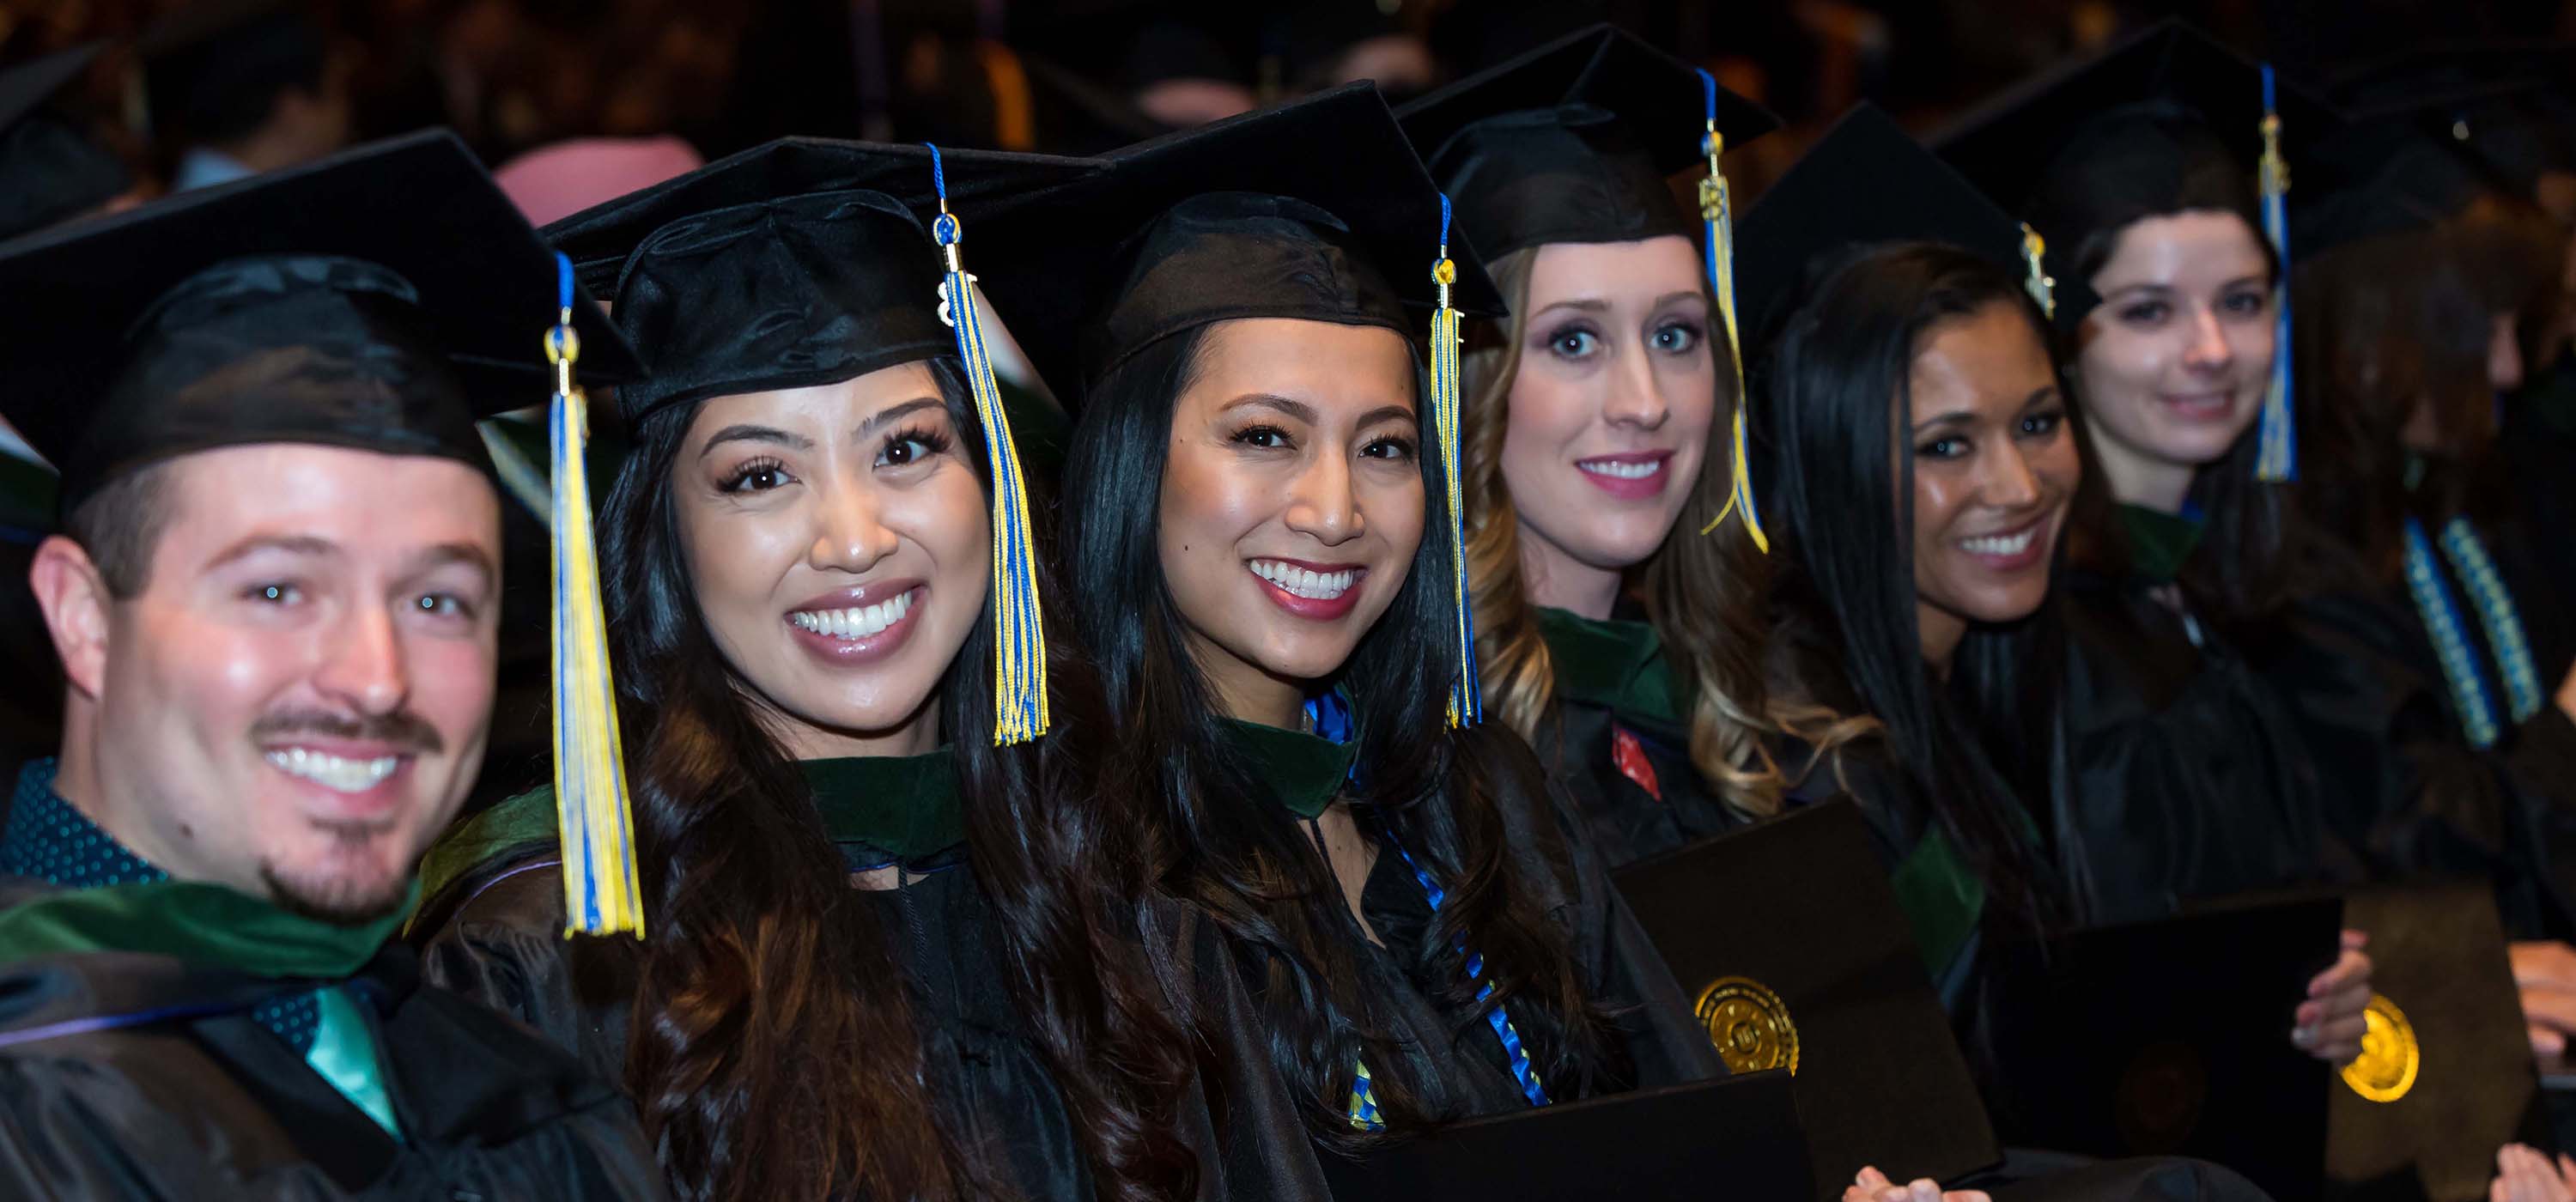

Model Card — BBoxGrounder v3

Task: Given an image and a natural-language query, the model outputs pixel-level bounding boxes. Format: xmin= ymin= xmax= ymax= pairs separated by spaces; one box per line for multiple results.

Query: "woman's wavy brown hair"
xmin=1459 ymin=246 xmax=1868 ymax=816
xmin=597 ymin=361 xmax=1198 ymax=1202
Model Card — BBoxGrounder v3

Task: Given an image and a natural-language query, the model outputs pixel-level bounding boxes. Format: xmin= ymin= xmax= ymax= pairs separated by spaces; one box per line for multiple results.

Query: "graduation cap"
xmin=0 ymin=42 xmax=129 ymax=242
xmin=983 ymin=82 xmax=1498 ymax=725
xmin=1736 ymin=104 xmax=2047 ymax=355
xmin=2325 ymin=883 xmax=2548 ymax=1199
xmin=2290 ymin=105 xmax=2509 ymax=255
xmin=2330 ymin=51 xmax=2576 ymax=199
xmin=0 ymin=128 xmax=635 ymax=513
xmin=1934 ymin=18 xmax=2335 ymax=481
xmin=1612 ymin=800 xmax=2003 ymax=1199
xmin=0 ymin=129 xmax=651 ymax=938
xmin=1973 ymin=898 xmax=2342 ymax=1200
xmin=1397 ymin=22 xmax=1782 ymax=550
xmin=1321 ymin=1072 xmax=1813 ymax=1199
xmin=553 ymin=137 xmax=1100 ymax=748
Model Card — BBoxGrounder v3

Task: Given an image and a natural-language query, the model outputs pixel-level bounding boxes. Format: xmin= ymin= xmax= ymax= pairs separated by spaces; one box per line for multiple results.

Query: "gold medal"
xmin=2340 ymin=993 xmax=2421 ymax=1104
xmin=1694 ymin=976 xmax=1800 ymax=1075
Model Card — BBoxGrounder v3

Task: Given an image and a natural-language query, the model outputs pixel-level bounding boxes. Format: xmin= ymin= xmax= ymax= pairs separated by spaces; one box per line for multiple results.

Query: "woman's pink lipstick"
xmin=1575 ymin=451 xmax=1674 ymax=501
xmin=1249 ymin=558 xmax=1366 ymax=622
xmin=786 ymin=580 xmax=926 ymax=667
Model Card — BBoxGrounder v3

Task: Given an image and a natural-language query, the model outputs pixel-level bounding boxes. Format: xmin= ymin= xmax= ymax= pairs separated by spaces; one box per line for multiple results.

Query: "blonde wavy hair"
xmin=1460 ymin=246 xmax=1868 ymax=817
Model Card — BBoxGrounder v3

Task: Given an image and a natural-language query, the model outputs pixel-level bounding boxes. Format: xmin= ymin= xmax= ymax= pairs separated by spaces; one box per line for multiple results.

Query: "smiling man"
xmin=0 ymin=132 xmax=665 ymax=1199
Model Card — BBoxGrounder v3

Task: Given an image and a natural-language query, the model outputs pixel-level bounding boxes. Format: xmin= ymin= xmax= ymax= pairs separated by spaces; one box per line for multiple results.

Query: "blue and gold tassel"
xmin=1430 ymin=195 xmax=1479 ymax=729
xmin=2256 ymin=64 xmax=2300 ymax=483
xmin=926 ymin=144 xmax=1049 ymax=744
xmin=544 ymin=253 xmax=643 ymax=938
xmin=1693 ymin=69 xmax=1769 ymax=552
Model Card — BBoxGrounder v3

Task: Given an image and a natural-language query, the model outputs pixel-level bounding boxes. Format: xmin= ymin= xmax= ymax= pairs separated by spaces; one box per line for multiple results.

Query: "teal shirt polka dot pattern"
xmin=1 ymin=759 xmax=321 ymax=1052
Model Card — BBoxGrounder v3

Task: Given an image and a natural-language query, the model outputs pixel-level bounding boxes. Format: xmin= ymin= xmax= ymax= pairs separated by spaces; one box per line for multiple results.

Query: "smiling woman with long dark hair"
xmin=408 ymin=143 xmax=1200 ymax=1202
xmin=993 ymin=87 xmax=1720 ymax=1153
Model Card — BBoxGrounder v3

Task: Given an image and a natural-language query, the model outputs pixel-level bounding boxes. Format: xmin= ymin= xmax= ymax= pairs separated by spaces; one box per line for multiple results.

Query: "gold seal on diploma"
xmin=2340 ymin=993 xmax=2420 ymax=1104
xmin=1694 ymin=976 xmax=1800 ymax=1075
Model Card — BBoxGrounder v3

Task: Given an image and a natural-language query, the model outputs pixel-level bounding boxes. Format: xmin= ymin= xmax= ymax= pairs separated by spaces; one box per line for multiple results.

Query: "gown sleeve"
xmin=412 ymin=854 xmax=641 ymax=1089
xmin=2054 ymin=580 xmax=2353 ymax=926
xmin=1476 ymin=725 xmax=1726 ymax=1091
xmin=2265 ymin=579 xmax=2576 ymax=941
xmin=1137 ymin=898 xmax=1339 ymax=1202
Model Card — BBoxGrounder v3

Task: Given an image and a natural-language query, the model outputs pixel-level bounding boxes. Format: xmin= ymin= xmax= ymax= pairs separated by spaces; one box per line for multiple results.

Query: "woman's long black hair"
xmin=598 ymin=358 xmax=1198 ymax=1202
xmin=1057 ymin=325 xmax=1620 ymax=1151
xmin=1751 ymin=241 xmax=2065 ymax=932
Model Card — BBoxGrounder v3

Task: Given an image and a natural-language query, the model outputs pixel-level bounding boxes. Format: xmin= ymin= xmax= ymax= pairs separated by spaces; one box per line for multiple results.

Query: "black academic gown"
xmin=0 ymin=880 xmax=665 ymax=1201
xmin=1519 ymin=614 xmax=2269 ymax=1201
xmin=2258 ymin=531 xmax=2576 ymax=943
xmin=1523 ymin=608 xmax=1739 ymax=869
xmin=2053 ymin=546 xmax=2354 ymax=925
xmin=414 ymin=767 xmax=1327 ymax=1202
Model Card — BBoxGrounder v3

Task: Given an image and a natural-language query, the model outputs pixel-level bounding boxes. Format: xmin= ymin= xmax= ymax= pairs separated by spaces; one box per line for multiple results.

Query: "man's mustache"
xmin=249 ymin=709 xmax=445 ymax=756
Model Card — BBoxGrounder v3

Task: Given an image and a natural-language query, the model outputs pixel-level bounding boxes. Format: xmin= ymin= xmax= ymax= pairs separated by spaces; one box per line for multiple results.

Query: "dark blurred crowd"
xmin=11 ymin=0 xmax=2576 ymax=222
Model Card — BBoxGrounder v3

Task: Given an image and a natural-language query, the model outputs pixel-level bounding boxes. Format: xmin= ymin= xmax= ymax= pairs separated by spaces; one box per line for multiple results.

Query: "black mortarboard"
xmin=0 ymin=129 xmax=638 ymax=513
xmin=1396 ymin=22 xmax=1779 ymax=264
xmin=1613 ymin=800 xmax=2002 ymax=1199
xmin=1973 ymin=898 xmax=2341 ymax=1201
xmin=986 ymin=82 xmax=1500 ymax=408
xmin=0 ymin=43 xmax=129 ymax=242
xmin=1933 ymin=20 xmax=2338 ymax=319
xmin=1737 ymin=103 xmax=2045 ymax=348
xmin=549 ymin=136 xmax=1094 ymax=749
xmin=1321 ymin=1073 xmax=1813 ymax=1199
xmin=541 ymin=137 xmax=1101 ymax=425
xmin=2291 ymin=107 xmax=2506 ymax=253
xmin=984 ymin=83 xmax=1500 ymax=725
xmin=1934 ymin=19 xmax=2331 ymax=480
xmin=2325 ymin=883 xmax=2547 ymax=1199
xmin=2331 ymin=50 xmax=2576 ymax=196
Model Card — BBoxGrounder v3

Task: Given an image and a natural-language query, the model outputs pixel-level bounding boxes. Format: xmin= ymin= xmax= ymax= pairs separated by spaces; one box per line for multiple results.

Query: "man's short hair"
xmin=63 ymin=462 xmax=173 ymax=600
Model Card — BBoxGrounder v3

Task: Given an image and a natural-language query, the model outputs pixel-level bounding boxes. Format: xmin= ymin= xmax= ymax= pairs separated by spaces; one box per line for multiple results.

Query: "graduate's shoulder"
xmin=413 ymin=786 xmax=569 ymax=944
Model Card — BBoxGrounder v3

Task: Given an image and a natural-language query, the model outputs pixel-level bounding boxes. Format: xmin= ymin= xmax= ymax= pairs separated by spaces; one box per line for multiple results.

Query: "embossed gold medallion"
xmin=2340 ymin=993 xmax=2420 ymax=1104
xmin=1694 ymin=976 xmax=1799 ymax=1075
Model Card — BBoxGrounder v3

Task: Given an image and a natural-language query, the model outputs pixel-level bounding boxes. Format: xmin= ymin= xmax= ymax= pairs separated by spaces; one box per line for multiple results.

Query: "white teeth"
xmin=1249 ymin=559 xmax=1356 ymax=599
xmin=1577 ymin=458 xmax=1659 ymax=481
xmin=265 ymin=748 xmax=400 ymax=792
xmin=1577 ymin=458 xmax=1662 ymax=480
xmin=1960 ymin=529 xmax=2039 ymax=556
xmin=790 ymin=589 xmax=916 ymax=640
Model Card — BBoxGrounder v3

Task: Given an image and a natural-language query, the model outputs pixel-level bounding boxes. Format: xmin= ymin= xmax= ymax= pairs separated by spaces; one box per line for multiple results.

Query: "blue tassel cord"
xmin=1692 ymin=69 xmax=1769 ymax=551
xmin=1430 ymin=196 xmax=1481 ymax=729
xmin=544 ymin=254 xmax=643 ymax=937
xmin=2256 ymin=64 xmax=2300 ymax=483
xmin=926 ymin=145 xmax=1049 ymax=744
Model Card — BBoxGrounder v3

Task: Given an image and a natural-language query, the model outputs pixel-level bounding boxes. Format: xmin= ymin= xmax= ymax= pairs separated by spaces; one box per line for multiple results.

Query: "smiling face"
xmin=670 ymin=361 xmax=989 ymax=759
xmin=45 ymin=445 xmax=501 ymax=920
xmin=1499 ymin=236 xmax=1716 ymax=604
xmin=2073 ymin=210 xmax=2275 ymax=507
xmin=1908 ymin=300 xmax=2080 ymax=670
xmin=1157 ymin=318 xmax=1424 ymax=719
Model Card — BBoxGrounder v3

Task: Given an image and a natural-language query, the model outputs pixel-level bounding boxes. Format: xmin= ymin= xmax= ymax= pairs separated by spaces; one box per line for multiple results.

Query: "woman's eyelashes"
xmin=1359 ymin=432 xmax=1419 ymax=462
xmin=1651 ymin=319 xmax=1704 ymax=355
xmin=1228 ymin=422 xmax=1297 ymax=452
xmin=1916 ymin=407 xmax=2063 ymax=459
xmin=1541 ymin=322 xmax=1601 ymax=361
xmin=2114 ymin=287 xmax=2271 ymax=327
xmin=717 ymin=455 xmax=795 ymax=494
xmin=876 ymin=423 xmax=953 ymax=469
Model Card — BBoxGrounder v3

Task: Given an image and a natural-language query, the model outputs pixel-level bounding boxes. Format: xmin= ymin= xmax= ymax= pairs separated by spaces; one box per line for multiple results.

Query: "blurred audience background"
xmin=9 ymin=0 xmax=2573 ymax=221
